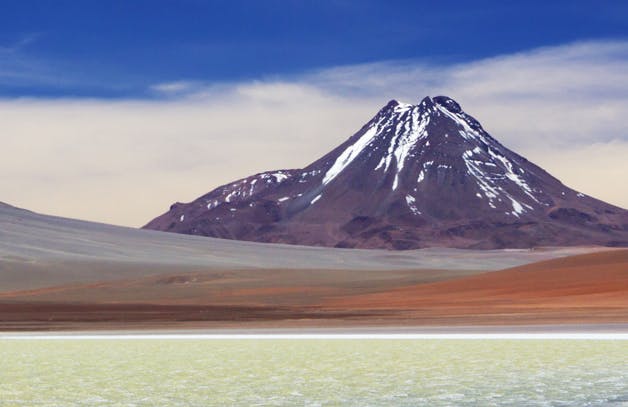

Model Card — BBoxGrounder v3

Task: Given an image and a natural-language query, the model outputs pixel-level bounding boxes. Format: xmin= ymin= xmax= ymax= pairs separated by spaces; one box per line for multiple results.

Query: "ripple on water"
xmin=0 ymin=339 xmax=627 ymax=406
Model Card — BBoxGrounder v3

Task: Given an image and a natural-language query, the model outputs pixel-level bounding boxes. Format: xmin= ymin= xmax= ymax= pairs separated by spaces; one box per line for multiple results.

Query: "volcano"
xmin=144 ymin=96 xmax=628 ymax=249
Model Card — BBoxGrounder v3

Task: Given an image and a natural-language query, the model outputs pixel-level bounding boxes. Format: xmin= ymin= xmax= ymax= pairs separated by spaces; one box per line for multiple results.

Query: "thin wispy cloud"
xmin=2 ymin=40 xmax=627 ymax=226
xmin=0 ymin=33 xmax=78 ymax=91
xmin=149 ymin=81 xmax=202 ymax=96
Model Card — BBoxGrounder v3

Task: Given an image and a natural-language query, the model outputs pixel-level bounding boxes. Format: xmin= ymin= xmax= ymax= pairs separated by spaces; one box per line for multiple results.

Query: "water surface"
xmin=1 ymin=338 xmax=627 ymax=406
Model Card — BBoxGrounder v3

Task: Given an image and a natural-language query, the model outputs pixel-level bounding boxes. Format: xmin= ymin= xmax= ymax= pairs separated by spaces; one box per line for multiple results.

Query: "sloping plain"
xmin=0 ymin=202 xmax=588 ymax=290
xmin=0 ymin=202 xmax=623 ymax=330
xmin=327 ymin=249 xmax=628 ymax=325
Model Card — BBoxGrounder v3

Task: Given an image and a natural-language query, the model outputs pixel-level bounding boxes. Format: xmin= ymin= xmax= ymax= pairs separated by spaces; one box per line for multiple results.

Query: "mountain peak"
xmin=382 ymin=95 xmax=463 ymax=116
xmin=379 ymin=96 xmax=468 ymax=121
xmin=418 ymin=95 xmax=434 ymax=107
xmin=144 ymin=96 xmax=628 ymax=250
xmin=432 ymin=95 xmax=462 ymax=113
xmin=377 ymin=96 xmax=481 ymax=137
xmin=385 ymin=95 xmax=462 ymax=113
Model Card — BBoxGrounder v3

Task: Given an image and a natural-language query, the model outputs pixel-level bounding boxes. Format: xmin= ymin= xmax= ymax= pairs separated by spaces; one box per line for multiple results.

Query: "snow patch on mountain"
xmin=323 ymin=125 xmax=379 ymax=186
xmin=311 ymin=194 xmax=322 ymax=205
xmin=406 ymin=194 xmax=421 ymax=215
xmin=202 ymin=170 xmax=295 ymax=208
xmin=391 ymin=107 xmax=431 ymax=190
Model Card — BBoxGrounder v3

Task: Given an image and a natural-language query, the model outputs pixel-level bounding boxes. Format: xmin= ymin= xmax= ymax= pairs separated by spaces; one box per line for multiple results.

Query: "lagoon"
xmin=1 ymin=337 xmax=627 ymax=406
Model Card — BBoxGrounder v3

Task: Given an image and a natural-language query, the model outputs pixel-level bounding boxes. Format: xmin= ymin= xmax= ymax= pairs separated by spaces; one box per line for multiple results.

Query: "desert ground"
xmin=1 ymin=202 xmax=626 ymax=330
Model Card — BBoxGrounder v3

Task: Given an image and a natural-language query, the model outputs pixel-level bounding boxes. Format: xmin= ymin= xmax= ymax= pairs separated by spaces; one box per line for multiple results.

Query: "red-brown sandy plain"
xmin=1 ymin=249 xmax=626 ymax=331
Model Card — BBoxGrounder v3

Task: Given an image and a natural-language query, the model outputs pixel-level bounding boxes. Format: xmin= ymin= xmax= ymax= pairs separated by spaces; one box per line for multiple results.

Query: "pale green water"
xmin=1 ymin=339 xmax=627 ymax=406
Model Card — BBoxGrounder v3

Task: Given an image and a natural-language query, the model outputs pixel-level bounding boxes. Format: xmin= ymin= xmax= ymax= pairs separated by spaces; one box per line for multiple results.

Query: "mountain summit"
xmin=144 ymin=96 xmax=628 ymax=249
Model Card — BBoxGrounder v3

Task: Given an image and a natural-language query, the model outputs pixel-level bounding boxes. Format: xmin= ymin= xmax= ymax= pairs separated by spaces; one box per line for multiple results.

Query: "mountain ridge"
xmin=144 ymin=96 xmax=628 ymax=249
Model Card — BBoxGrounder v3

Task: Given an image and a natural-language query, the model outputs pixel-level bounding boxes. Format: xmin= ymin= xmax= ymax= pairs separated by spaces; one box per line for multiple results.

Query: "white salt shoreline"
xmin=2 ymin=333 xmax=628 ymax=340
xmin=3 ymin=324 xmax=628 ymax=340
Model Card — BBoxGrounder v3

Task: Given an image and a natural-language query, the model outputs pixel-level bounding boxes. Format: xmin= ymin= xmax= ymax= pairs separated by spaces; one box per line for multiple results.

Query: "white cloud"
xmin=149 ymin=81 xmax=202 ymax=95
xmin=1 ymin=40 xmax=627 ymax=226
xmin=305 ymin=40 xmax=628 ymax=149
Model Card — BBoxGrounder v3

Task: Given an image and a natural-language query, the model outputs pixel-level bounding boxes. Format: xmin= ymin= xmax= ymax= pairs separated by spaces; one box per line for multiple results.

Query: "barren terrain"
xmin=1 ymin=203 xmax=626 ymax=331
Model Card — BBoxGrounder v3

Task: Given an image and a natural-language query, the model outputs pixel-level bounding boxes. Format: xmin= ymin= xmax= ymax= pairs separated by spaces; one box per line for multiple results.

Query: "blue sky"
xmin=1 ymin=0 xmax=627 ymax=98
